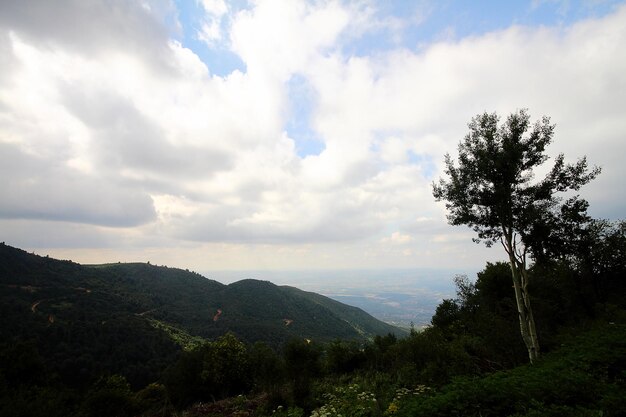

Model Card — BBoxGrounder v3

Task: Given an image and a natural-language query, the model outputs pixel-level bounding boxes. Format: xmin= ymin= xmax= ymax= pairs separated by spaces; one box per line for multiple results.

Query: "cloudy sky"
xmin=1 ymin=0 xmax=625 ymax=274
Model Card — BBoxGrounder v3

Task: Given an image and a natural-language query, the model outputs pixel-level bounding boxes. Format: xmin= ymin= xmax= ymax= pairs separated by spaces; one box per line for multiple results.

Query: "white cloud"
xmin=200 ymin=0 xmax=227 ymax=16
xmin=230 ymin=0 xmax=350 ymax=79
xmin=198 ymin=20 xmax=223 ymax=45
xmin=381 ymin=232 xmax=414 ymax=245
xmin=197 ymin=0 xmax=229 ymax=47
xmin=0 ymin=0 xmax=624 ymax=271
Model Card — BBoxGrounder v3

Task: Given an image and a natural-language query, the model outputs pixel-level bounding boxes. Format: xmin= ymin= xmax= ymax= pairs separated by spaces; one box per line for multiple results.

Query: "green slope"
xmin=395 ymin=323 xmax=626 ymax=416
xmin=0 ymin=243 xmax=402 ymax=387
xmin=280 ymin=285 xmax=406 ymax=338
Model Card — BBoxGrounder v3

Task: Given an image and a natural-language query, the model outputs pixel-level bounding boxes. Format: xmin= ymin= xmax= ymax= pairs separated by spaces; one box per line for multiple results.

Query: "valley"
xmin=206 ymin=268 xmax=470 ymax=328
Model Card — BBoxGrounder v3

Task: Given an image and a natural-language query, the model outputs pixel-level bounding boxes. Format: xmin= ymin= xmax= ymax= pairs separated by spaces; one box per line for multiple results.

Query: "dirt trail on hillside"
xmin=136 ymin=309 xmax=156 ymax=316
xmin=27 ymin=286 xmax=91 ymax=316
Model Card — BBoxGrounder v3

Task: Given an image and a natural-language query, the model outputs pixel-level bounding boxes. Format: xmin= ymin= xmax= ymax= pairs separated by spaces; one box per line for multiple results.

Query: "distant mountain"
xmin=0 ymin=243 xmax=402 ymax=387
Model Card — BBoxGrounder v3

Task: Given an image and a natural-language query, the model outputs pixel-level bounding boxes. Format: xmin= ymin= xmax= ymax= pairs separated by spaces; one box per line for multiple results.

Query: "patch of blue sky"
xmin=525 ymin=0 xmax=625 ymax=24
xmin=408 ymin=151 xmax=437 ymax=179
xmin=368 ymin=134 xmax=436 ymax=177
xmin=285 ymin=74 xmax=326 ymax=158
xmin=338 ymin=2 xmax=524 ymax=57
xmin=187 ymin=38 xmax=247 ymax=77
xmin=172 ymin=0 xmax=246 ymax=77
xmin=343 ymin=0 xmax=624 ymax=56
xmin=168 ymin=1 xmax=623 ymax=76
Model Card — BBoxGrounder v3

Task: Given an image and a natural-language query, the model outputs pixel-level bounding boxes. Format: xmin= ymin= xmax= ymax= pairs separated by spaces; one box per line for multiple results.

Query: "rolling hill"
xmin=0 ymin=243 xmax=402 ymax=387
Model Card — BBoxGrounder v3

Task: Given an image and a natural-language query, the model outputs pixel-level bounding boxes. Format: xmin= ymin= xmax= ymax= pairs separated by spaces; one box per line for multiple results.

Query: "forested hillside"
xmin=0 ymin=243 xmax=400 ymax=388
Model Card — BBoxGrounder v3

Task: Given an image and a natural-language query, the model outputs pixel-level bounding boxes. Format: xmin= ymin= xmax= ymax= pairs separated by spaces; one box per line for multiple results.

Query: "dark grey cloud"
xmin=0 ymin=32 xmax=17 ymax=89
xmin=0 ymin=219 xmax=116 ymax=249
xmin=0 ymin=143 xmax=156 ymax=227
xmin=0 ymin=0 xmax=176 ymax=73
xmin=169 ymin=197 xmax=383 ymax=244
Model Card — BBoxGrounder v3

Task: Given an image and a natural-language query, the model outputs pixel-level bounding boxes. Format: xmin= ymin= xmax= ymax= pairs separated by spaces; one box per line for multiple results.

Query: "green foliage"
xmin=134 ymin=382 xmax=169 ymax=414
xmin=80 ymin=375 xmax=137 ymax=417
xmin=285 ymin=338 xmax=323 ymax=407
xmin=0 ymin=386 xmax=78 ymax=417
xmin=249 ymin=341 xmax=286 ymax=393
xmin=475 ymin=262 xmax=515 ymax=313
xmin=326 ymin=340 xmax=367 ymax=375
xmin=396 ymin=323 xmax=626 ymax=417
xmin=163 ymin=343 xmax=207 ymax=407
xmin=570 ymin=219 xmax=626 ymax=306
xmin=147 ymin=318 xmax=205 ymax=350
xmin=0 ymin=340 xmax=45 ymax=387
xmin=200 ymin=332 xmax=252 ymax=399
xmin=311 ymin=383 xmax=381 ymax=417
xmin=431 ymin=299 xmax=460 ymax=330
xmin=400 ymin=328 xmax=480 ymax=385
xmin=432 ymin=109 xmax=600 ymax=250
xmin=270 ymin=405 xmax=305 ymax=417
xmin=164 ymin=333 xmax=252 ymax=407
xmin=429 ymin=263 xmax=527 ymax=370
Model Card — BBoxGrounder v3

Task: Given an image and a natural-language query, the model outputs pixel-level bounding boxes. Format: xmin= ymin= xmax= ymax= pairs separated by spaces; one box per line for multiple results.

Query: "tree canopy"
xmin=433 ymin=109 xmax=599 ymax=254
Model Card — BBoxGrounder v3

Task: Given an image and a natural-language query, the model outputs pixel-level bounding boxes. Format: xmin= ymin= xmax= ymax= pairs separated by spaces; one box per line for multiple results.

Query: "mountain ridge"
xmin=0 ymin=243 xmax=403 ymax=387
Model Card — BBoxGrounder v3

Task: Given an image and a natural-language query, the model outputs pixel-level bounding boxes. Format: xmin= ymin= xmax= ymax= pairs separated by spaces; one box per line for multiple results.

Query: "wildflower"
xmin=387 ymin=402 xmax=399 ymax=414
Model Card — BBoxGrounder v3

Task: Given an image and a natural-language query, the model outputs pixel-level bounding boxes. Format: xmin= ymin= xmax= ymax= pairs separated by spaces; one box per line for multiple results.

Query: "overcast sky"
xmin=1 ymin=0 xmax=625 ymax=274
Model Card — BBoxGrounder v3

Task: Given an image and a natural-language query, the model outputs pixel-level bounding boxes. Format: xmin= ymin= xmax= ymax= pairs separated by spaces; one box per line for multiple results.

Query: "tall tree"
xmin=432 ymin=109 xmax=600 ymax=363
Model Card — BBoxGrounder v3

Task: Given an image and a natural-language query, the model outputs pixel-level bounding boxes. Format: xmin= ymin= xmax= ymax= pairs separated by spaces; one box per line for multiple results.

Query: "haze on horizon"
xmin=1 ymin=0 xmax=625 ymax=278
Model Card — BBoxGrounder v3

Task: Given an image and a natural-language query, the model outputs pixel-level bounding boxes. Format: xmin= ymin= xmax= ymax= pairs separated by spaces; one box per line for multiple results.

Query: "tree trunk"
xmin=519 ymin=266 xmax=540 ymax=362
xmin=505 ymin=237 xmax=540 ymax=363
